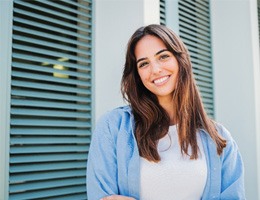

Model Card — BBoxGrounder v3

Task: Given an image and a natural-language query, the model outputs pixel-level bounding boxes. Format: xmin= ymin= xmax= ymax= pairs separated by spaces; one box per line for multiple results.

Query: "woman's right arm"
xmin=87 ymin=114 xmax=119 ymax=200
xmin=101 ymin=195 xmax=136 ymax=200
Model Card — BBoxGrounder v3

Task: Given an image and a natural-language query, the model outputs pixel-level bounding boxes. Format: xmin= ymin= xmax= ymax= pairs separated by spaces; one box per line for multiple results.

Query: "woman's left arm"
xmin=220 ymin=127 xmax=246 ymax=199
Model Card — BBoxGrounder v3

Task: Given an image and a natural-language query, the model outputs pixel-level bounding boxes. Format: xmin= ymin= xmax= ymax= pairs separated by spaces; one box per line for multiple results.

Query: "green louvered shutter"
xmin=160 ymin=0 xmax=166 ymax=25
xmin=10 ymin=0 xmax=92 ymax=199
xmin=178 ymin=0 xmax=214 ymax=118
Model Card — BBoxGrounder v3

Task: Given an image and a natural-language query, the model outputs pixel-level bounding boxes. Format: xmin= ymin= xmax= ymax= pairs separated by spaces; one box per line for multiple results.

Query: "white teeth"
xmin=153 ymin=76 xmax=169 ymax=84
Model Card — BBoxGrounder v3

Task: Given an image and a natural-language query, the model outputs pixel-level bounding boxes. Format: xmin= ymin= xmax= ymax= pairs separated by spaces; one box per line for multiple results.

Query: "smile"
xmin=153 ymin=75 xmax=170 ymax=85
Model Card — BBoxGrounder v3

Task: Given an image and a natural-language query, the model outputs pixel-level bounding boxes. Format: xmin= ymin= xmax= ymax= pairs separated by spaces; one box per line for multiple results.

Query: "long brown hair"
xmin=121 ymin=24 xmax=226 ymax=162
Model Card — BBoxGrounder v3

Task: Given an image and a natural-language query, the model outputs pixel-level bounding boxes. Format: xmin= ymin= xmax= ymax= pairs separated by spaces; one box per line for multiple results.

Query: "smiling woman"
xmin=87 ymin=24 xmax=245 ymax=200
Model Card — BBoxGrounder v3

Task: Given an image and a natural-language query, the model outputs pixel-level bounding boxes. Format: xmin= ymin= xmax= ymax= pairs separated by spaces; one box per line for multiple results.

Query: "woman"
xmin=87 ymin=24 xmax=245 ymax=200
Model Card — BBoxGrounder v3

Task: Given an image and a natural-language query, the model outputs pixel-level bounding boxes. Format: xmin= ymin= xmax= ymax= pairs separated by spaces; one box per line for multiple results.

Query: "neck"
xmin=158 ymin=97 xmax=176 ymax=125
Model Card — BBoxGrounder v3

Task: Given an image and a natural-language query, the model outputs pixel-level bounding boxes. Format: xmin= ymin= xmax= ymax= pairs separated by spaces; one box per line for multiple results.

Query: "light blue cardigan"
xmin=87 ymin=106 xmax=245 ymax=200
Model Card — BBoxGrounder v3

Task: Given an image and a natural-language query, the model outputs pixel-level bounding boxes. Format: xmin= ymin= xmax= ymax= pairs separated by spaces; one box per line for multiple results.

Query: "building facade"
xmin=0 ymin=0 xmax=260 ymax=199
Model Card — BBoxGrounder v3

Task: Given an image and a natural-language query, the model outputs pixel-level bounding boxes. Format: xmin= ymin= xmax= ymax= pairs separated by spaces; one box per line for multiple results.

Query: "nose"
xmin=151 ymin=61 xmax=162 ymax=74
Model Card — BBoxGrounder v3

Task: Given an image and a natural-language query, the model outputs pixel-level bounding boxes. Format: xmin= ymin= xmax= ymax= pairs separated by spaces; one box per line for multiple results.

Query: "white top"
xmin=140 ymin=125 xmax=207 ymax=200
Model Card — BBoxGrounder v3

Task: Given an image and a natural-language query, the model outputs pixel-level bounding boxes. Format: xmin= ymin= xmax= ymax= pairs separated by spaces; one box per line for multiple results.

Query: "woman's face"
xmin=135 ymin=35 xmax=179 ymax=103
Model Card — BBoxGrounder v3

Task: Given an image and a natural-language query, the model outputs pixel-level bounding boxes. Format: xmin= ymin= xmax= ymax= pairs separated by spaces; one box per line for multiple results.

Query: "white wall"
xmin=211 ymin=0 xmax=260 ymax=199
xmin=94 ymin=0 xmax=160 ymax=121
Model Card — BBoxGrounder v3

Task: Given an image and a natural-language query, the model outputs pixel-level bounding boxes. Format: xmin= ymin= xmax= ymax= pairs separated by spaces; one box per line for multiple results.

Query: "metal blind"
xmin=10 ymin=0 xmax=92 ymax=199
xmin=178 ymin=0 xmax=214 ymax=117
xmin=160 ymin=0 xmax=166 ymax=25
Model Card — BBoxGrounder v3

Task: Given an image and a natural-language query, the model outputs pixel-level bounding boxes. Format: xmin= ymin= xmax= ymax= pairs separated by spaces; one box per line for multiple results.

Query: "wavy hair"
xmin=121 ymin=24 xmax=226 ymax=162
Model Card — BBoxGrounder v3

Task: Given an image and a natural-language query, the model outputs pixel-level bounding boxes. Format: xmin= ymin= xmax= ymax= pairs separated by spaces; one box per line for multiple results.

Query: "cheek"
xmin=138 ymin=70 xmax=148 ymax=83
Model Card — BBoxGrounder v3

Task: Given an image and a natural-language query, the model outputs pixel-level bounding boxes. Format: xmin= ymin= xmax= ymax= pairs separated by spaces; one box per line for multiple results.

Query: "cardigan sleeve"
xmin=219 ymin=126 xmax=246 ymax=200
xmin=87 ymin=112 xmax=119 ymax=200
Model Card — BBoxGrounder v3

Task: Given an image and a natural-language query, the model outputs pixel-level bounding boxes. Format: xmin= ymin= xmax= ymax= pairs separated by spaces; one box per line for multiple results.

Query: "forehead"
xmin=134 ymin=35 xmax=167 ymax=58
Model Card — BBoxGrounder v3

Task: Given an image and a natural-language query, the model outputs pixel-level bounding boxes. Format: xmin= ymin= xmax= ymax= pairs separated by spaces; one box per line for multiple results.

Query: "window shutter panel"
xmin=178 ymin=0 xmax=214 ymax=117
xmin=10 ymin=0 xmax=92 ymax=199
xmin=160 ymin=0 xmax=166 ymax=25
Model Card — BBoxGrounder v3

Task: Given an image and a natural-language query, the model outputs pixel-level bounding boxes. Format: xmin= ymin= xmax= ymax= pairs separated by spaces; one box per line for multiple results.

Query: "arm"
xmin=219 ymin=126 xmax=246 ymax=199
xmin=87 ymin=114 xmax=119 ymax=200
xmin=87 ymin=112 xmax=136 ymax=200
xmin=101 ymin=195 xmax=136 ymax=200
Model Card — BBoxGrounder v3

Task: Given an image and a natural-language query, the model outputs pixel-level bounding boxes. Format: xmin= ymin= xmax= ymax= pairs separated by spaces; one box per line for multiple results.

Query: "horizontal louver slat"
xmin=10 ymin=136 xmax=90 ymax=144
xmin=10 ymin=0 xmax=92 ymax=198
xmin=10 ymin=177 xmax=86 ymax=193
xmin=10 ymin=153 xmax=87 ymax=164
xmin=12 ymin=80 xmax=90 ymax=94
xmin=9 ymin=185 xmax=86 ymax=200
xmin=61 ymin=0 xmax=92 ymax=9
xmin=10 ymin=161 xmax=87 ymax=173
xmin=11 ymin=99 xmax=90 ymax=110
xmin=9 ymin=178 xmax=86 ymax=192
xmin=10 ymin=169 xmax=86 ymax=183
xmin=11 ymin=119 xmax=90 ymax=127
xmin=10 ymin=128 xmax=90 ymax=136
xmin=10 ymin=145 xmax=89 ymax=154
xmin=11 ymin=108 xmax=89 ymax=118
xmin=11 ymin=89 xmax=90 ymax=102
xmin=44 ymin=193 xmax=87 ymax=200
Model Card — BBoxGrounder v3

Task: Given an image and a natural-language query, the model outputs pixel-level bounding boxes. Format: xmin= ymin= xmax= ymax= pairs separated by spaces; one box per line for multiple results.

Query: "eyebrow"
xmin=136 ymin=49 xmax=169 ymax=64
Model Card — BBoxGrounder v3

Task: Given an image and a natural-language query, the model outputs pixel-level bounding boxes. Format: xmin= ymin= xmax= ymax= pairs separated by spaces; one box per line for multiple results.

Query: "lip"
xmin=153 ymin=75 xmax=170 ymax=86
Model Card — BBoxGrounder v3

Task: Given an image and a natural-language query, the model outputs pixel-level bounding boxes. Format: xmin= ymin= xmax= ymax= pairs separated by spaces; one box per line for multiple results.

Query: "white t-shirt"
xmin=140 ymin=125 xmax=207 ymax=200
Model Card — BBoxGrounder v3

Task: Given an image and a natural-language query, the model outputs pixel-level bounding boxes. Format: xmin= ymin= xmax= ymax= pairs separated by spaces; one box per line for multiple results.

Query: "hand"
xmin=100 ymin=195 xmax=136 ymax=200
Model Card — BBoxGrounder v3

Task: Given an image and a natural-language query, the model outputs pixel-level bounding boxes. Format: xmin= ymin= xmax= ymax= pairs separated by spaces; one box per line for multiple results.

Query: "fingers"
xmin=100 ymin=195 xmax=136 ymax=200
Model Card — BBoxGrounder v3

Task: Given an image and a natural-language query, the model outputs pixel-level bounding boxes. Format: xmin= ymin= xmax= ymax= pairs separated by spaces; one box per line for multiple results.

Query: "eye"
xmin=138 ymin=61 xmax=149 ymax=68
xmin=160 ymin=54 xmax=170 ymax=60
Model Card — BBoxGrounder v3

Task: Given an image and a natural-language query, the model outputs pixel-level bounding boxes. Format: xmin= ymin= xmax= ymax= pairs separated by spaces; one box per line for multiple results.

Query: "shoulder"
xmin=214 ymin=123 xmax=241 ymax=160
xmin=199 ymin=122 xmax=238 ymax=155
xmin=96 ymin=105 xmax=132 ymax=127
xmin=214 ymin=123 xmax=233 ymax=142
xmin=199 ymin=122 xmax=233 ymax=142
xmin=94 ymin=105 xmax=133 ymax=140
